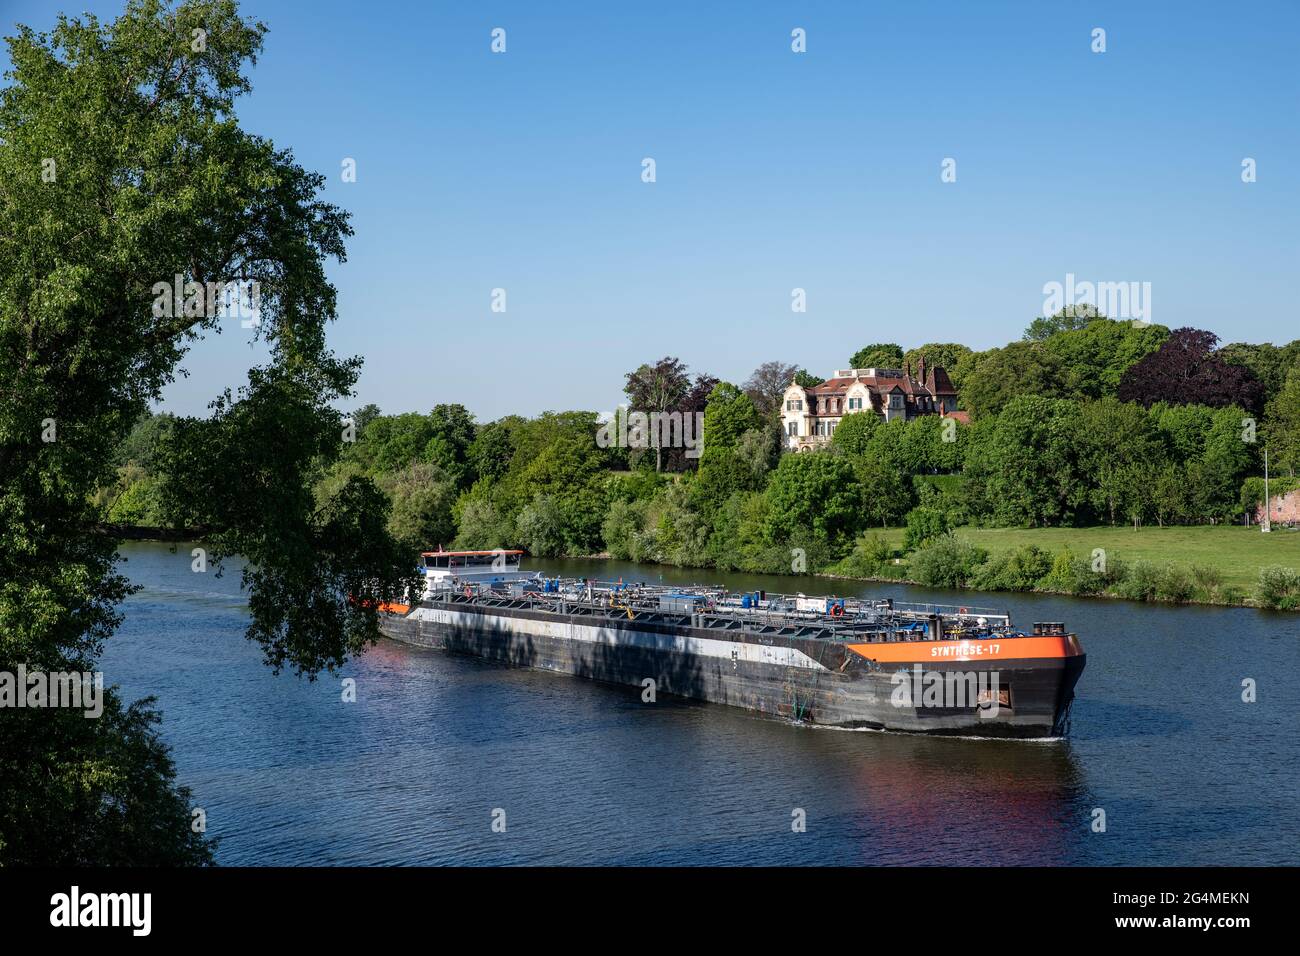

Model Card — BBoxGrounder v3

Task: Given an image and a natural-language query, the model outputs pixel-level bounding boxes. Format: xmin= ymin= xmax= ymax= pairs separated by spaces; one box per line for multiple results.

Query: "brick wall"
xmin=1256 ymin=490 xmax=1300 ymax=525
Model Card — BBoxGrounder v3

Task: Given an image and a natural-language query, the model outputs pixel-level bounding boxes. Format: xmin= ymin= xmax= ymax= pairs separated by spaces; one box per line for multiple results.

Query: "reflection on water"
xmin=100 ymin=543 xmax=1300 ymax=865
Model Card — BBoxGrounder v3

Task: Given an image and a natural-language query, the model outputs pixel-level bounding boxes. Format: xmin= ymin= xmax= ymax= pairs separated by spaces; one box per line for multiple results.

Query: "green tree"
xmin=1022 ymin=304 xmax=1104 ymax=341
xmin=830 ymin=411 xmax=879 ymax=457
xmin=963 ymin=397 xmax=1083 ymax=526
xmin=1040 ymin=319 xmax=1168 ymax=399
xmin=0 ymin=0 xmax=415 ymax=863
xmin=959 ymin=342 xmax=1066 ymax=419
xmin=383 ymin=462 xmax=458 ymax=549
xmin=902 ymin=343 xmax=973 ymax=376
xmin=1075 ymin=398 xmax=1163 ymax=525
xmin=763 ymin=452 xmax=865 ymax=549
xmin=849 ymin=343 xmax=904 ymax=369
xmin=1264 ymin=365 xmax=1300 ymax=478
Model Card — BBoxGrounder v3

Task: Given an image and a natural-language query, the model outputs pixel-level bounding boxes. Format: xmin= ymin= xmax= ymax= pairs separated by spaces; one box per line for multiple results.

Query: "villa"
xmin=781 ymin=357 xmax=963 ymax=451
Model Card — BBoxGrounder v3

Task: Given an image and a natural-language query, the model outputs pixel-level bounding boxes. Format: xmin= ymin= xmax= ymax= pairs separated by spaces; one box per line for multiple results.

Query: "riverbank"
xmin=825 ymin=525 xmax=1300 ymax=610
xmin=109 ymin=523 xmax=1300 ymax=610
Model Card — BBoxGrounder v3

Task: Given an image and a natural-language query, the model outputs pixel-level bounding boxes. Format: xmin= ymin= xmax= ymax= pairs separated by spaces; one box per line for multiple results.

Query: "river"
xmin=101 ymin=542 xmax=1300 ymax=865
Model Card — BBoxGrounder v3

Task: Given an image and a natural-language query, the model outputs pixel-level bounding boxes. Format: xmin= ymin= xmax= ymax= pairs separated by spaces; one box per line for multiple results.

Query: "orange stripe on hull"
xmin=847 ymin=634 xmax=1082 ymax=664
xmin=377 ymin=602 xmax=411 ymax=615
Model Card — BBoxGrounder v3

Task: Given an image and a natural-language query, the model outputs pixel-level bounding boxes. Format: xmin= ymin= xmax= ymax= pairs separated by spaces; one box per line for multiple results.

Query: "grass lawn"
xmin=938 ymin=525 xmax=1300 ymax=593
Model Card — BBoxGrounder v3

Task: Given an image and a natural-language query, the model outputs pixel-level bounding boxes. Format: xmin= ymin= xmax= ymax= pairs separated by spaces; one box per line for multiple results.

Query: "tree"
xmin=830 ymin=411 xmax=879 ymax=457
xmin=764 ymin=452 xmax=865 ymax=548
xmin=1040 ymin=319 xmax=1168 ymax=399
xmin=0 ymin=0 xmax=415 ymax=863
xmin=959 ymin=342 xmax=1066 ymax=419
xmin=963 ymin=397 xmax=1083 ymax=526
xmin=1074 ymin=398 xmax=1163 ymax=525
xmin=1022 ymin=304 xmax=1104 ymax=341
xmin=383 ymin=462 xmax=458 ymax=549
xmin=1264 ymin=365 xmax=1300 ymax=478
xmin=902 ymin=343 xmax=972 ymax=376
xmin=793 ymin=369 xmax=824 ymax=388
xmin=1117 ymin=328 xmax=1265 ymax=412
xmin=423 ymin=403 xmax=477 ymax=488
xmin=849 ymin=343 xmax=904 ymax=369
xmin=468 ymin=417 xmax=519 ymax=484
xmin=1219 ymin=340 xmax=1300 ymax=403
xmin=624 ymin=357 xmax=690 ymax=471
xmin=743 ymin=361 xmax=799 ymax=418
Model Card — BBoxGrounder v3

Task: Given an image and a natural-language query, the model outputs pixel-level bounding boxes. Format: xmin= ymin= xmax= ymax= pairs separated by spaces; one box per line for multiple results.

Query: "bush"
xmin=601 ymin=499 xmax=645 ymax=559
xmin=969 ymin=545 xmax=1052 ymax=592
xmin=1255 ymin=566 xmax=1300 ymax=610
xmin=1189 ymin=564 xmax=1226 ymax=603
xmin=908 ymin=533 xmax=988 ymax=588
xmin=903 ymin=507 xmax=950 ymax=551
xmin=829 ymin=532 xmax=895 ymax=578
xmin=1037 ymin=547 xmax=1106 ymax=595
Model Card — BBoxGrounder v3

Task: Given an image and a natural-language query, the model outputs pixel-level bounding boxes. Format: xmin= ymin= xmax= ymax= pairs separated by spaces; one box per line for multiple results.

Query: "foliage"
xmin=1255 ymin=566 xmax=1300 ymax=610
xmin=1118 ymin=328 xmax=1265 ymax=412
xmin=1263 ymin=365 xmax=1300 ymax=478
xmin=1022 ymin=304 xmax=1105 ymax=341
xmin=848 ymin=343 xmax=904 ymax=369
xmin=764 ymin=452 xmax=864 ymax=549
xmin=902 ymin=343 xmax=972 ymax=376
xmin=903 ymin=506 xmax=949 ymax=550
xmin=743 ymin=361 xmax=799 ymax=418
xmin=959 ymin=341 xmax=1067 ymax=419
xmin=907 ymin=533 xmax=988 ymax=588
xmin=969 ymin=545 xmax=1052 ymax=592
xmin=0 ymin=0 xmax=418 ymax=861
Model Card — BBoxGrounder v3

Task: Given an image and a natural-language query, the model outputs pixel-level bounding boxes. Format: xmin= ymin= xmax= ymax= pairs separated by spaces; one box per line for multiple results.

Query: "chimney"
xmin=917 ymin=354 xmax=926 ymax=383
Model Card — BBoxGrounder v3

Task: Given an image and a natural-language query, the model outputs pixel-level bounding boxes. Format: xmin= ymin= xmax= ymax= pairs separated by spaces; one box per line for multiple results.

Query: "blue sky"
xmin=5 ymin=0 xmax=1297 ymax=421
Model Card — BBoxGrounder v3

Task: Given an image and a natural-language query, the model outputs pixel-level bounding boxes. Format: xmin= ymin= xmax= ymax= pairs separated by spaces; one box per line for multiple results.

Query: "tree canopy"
xmin=0 ymin=0 xmax=414 ymax=863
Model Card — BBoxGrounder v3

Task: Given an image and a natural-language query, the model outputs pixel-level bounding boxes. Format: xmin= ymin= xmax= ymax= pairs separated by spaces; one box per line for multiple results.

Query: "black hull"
xmin=378 ymin=601 xmax=1084 ymax=739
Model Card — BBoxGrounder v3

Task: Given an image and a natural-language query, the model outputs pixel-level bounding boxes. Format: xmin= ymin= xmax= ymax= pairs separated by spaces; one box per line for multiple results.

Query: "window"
xmin=787 ymin=421 xmax=797 ymax=436
xmin=890 ymin=394 xmax=903 ymax=409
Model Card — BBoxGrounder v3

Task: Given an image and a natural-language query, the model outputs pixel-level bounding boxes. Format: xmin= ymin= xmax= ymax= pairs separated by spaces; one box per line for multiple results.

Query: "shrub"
xmin=1037 ymin=547 xmax=1106 ymax=595
xmin=903 ymin=507 xmax=950 ymax=551
xmin=1255 ymin=566 xmax=1300 ymax=610
xmin=1111 ymin=559 xmax=1159 ymax=601
xmin=1153 ymin=564 xmax=1196 ymax=603
xmin=970 ymin=545 xmax=1052 ymax=592
xmin=829 ymin=532 xmax=895 ymax=578
xmin=601 ymin=499 xmax=645 ymax=559
xmin=908 ymin=533 xmax=988 ymax=588
xmin=1189 ymin=564 xmax=1226 ymax=603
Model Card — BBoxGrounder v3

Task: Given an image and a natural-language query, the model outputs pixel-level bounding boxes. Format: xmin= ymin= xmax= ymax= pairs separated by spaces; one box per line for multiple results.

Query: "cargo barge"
xmin=377 ymin=550 xmax=1085 ymax=738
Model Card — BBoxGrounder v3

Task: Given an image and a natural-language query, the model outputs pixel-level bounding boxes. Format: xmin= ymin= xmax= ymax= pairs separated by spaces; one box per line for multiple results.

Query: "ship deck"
xmin=424 ymin=577 xmax=1069 ymax=644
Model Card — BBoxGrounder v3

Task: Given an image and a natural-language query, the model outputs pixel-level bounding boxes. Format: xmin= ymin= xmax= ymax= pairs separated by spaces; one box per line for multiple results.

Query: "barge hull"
xmin=378 ymin=603 xmax=1083 ymax=738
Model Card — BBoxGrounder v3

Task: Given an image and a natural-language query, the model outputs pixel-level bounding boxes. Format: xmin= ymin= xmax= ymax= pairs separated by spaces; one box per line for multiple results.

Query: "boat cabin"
xmin=419 ymin=549 xmax=529 ymax=597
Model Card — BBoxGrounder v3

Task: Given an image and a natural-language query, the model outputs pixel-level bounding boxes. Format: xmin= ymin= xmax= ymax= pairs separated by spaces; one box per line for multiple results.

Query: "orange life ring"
xmin=958 ymin=606 xmax=968 ymax=615
xmin=830 ymin=604 xmax=845 ymax=618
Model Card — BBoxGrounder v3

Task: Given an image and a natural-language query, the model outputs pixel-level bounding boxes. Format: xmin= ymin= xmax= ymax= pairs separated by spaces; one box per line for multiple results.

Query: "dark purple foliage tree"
xmin=1117 ymin=328 xmax=1264 ymax=412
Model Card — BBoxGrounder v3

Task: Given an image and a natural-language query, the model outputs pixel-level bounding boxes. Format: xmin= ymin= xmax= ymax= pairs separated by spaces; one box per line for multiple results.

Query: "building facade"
xmin=781 ymin=357 xmax=963 ymax=451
